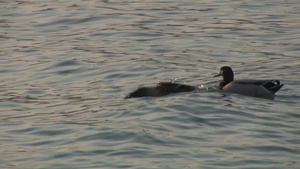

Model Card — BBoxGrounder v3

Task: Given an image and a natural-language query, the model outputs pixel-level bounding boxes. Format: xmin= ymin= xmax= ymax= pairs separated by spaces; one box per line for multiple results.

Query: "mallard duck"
xmin=213 ymin=66 xmax=284 ymax=97
xmin=125 ymin=82 xmax=196 ymax=98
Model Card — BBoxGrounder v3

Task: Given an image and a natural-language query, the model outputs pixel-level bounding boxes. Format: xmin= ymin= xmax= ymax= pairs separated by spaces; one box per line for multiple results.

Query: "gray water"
xmin=1 ymin=0 xmax=300 ymax=168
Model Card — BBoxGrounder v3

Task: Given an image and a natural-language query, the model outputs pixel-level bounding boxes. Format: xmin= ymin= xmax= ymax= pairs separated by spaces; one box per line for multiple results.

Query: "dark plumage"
xmin=125 ymin=82 xmax=196 ymax=98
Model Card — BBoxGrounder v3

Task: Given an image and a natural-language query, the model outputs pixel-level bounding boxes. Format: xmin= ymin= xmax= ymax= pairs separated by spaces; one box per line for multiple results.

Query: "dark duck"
xmin=125 ymin=82 xmax=196 ymax=98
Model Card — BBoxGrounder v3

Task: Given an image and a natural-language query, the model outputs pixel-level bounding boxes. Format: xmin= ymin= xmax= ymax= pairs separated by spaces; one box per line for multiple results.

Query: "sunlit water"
xmin=1 ymin=0 xmax=300 ymax=168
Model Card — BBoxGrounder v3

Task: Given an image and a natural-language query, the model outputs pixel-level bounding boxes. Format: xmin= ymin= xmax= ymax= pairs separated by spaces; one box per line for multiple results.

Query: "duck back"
xmin=125 ymin=82 xmax=196 ymax=98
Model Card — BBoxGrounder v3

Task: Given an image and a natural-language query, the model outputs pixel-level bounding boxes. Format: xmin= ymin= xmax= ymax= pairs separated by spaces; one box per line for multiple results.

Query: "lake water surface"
xmin=1 ymin=0 xmax=300 ymax=168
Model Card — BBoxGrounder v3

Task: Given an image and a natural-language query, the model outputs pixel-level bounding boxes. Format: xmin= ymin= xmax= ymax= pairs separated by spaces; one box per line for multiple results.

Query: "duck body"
xmin=214 ymin=66 xmax=284 ymax=97
xmin=222 ymin=79 xmax=284 ymax=97
xmin=125 ymin=82 xmax=196 ymax=98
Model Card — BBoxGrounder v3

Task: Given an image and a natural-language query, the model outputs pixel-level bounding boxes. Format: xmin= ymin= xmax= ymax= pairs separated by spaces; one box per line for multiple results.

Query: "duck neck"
xmin=219 ymin=72 xmax=233 ymax=89
xmin=223 ymin=77 xmax=233 ymax=84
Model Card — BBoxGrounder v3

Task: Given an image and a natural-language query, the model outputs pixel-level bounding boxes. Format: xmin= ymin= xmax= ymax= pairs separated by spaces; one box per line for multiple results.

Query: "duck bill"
xmin=213 ymin=71 xmax=221 ymax=77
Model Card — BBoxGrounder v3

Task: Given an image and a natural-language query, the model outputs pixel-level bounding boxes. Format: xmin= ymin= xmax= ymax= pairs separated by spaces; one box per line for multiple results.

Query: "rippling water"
xmin=1 ymin=0 xmax=300 ymax=168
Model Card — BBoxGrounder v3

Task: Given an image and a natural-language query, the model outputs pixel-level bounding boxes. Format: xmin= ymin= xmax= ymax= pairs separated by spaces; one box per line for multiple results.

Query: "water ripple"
xmin=1 ymin=0 xmax=300 ymax=169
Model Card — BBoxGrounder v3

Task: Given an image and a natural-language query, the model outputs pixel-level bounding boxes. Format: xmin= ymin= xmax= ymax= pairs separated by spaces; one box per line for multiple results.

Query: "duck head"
xmin=214 ymin=66 xmax=234 ymax=83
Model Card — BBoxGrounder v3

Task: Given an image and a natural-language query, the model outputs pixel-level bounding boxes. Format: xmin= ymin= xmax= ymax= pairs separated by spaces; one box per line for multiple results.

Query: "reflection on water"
xmin=1 ymin=0 xmax=300 ymax=168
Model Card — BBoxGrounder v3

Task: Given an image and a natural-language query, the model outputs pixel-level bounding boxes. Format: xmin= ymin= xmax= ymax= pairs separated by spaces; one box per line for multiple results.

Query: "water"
xmin=1 ymin=0 xmax=300 ymax=168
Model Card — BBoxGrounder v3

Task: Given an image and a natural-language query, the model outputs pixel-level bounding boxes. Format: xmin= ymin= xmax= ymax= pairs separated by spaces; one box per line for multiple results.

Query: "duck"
xmin=125 ymin=82 xmax=196 ymax=98
xmin=213 ymin=66 xmax=284 ymax=97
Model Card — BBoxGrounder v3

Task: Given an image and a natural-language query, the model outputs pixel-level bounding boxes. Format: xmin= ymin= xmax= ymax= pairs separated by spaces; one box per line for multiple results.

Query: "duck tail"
xmin=268 ymin=84 xmax=284 ymax=93
xmin=265 ymin=80 xmax=284 ymax=93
